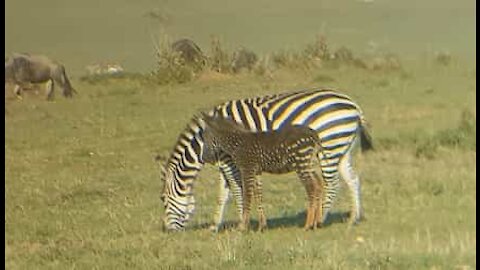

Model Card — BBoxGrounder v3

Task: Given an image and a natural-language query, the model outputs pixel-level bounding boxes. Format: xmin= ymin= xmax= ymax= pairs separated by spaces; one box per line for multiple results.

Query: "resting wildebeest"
xmin=5 ymin=53 xmax=76 ymax=100
xmin=171 ymin=38 xmax=206 ymax=67
xmin=231 ymin=47 xmax=258 ymax=73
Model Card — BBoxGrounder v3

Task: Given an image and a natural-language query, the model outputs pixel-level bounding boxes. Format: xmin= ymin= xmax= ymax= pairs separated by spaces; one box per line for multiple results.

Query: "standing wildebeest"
xmin=231 ymin=47 xmax=258 ymax=73
xmin=171 ymin=38 xmax=206 ymax=68
xmin=5 ymin=53 xmax=76 ymax=100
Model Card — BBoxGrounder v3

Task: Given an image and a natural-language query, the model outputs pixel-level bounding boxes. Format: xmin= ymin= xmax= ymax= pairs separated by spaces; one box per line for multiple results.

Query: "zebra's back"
xmin=210 ymin=89 xmax=364 ymax=160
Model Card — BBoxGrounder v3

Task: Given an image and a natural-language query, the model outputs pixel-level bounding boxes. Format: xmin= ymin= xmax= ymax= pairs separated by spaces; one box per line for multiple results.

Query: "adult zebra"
xmin=160 ymin=88 xmax=373 ymax=231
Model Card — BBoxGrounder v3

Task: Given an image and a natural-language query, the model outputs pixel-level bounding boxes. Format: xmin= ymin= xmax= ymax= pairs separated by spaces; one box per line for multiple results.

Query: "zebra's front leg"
xmin=209 ymin=175 xmax=230 ymax=232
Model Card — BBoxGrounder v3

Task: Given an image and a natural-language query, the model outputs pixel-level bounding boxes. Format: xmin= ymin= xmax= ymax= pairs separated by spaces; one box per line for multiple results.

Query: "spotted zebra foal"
xmin=202 ymin=113 xmax=325 ymax=231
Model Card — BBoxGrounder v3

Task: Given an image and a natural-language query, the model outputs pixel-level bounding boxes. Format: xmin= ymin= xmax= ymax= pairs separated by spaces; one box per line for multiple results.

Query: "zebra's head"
xmin=160 ymin=162 xmax=196 ymax=231
xmin=159 ymin=112 xmax=222 ymax=231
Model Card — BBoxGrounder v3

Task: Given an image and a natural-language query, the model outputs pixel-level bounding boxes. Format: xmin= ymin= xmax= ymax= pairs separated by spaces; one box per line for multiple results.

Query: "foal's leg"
xmin=254 ymin=177 xmax=267 ymax=232
xmin=313 ymin=171 xmax=325 ymax=227
xmin=239 ymin=169 xmax=255 ymax=231
xmin=297 ymin=169 xmax=319 ymax=230
xmin=210 ymin=157 xmax=244 ymax=232
xmin=220 ymin=162 xmax=244 ymax=227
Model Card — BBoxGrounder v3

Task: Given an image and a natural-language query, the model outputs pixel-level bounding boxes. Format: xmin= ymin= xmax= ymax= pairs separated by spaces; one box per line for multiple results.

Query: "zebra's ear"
xmin=153 ymin=152 xmax=168 ymax=179
xmin=160 ymin=165 xmax=167 ymax=179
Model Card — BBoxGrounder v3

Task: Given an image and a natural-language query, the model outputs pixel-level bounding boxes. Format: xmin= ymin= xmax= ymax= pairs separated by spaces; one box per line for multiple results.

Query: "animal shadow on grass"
xmin=192 ymin=211 xmax=351 ymax=232
xmin=267 ymin=210 xmax=351 ymax=230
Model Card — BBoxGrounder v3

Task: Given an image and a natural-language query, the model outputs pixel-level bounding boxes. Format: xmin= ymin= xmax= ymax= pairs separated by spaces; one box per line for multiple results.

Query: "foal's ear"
xmin=200 ymin=112 xmax=217 ymax=128
xmin=200 ymin=112 xmax=212 ymax=120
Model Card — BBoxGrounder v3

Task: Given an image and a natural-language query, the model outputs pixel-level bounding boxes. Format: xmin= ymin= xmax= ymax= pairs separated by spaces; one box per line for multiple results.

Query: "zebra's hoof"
xmin=348 ymin=217 xmax=362 ymax=227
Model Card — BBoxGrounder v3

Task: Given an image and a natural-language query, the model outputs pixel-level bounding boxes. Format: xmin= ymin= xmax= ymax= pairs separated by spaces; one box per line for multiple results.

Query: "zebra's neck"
xmin=165 ymin=116 xmax=206 ymax=191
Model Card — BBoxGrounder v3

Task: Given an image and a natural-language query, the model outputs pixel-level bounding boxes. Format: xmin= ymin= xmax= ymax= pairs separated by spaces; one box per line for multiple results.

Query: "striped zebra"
xmin=160 ymin=88 xmax=373 ymax=231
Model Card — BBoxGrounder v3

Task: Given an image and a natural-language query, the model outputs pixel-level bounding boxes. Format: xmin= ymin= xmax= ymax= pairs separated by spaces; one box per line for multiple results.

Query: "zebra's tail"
xmin=359 ymin=114 xmax=374 ymax=152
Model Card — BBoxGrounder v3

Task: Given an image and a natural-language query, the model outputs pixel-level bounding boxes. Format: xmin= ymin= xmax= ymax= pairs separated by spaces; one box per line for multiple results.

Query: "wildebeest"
xmin=5 ymin=53 xmax=76 ymax=100
xmin=231 ymin=47 xmax=258 ymax=73
xmin=171 ymin=38 xmax=206 ymax=67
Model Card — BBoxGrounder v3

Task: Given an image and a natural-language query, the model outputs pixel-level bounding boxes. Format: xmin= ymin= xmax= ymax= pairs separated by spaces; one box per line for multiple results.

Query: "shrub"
xmin=207 ymin=36 xmax=232 ymax=73
xmin=271 ymin=50 xmax=313 ymax=71
xmin=151 ymin=35 xmax=196 ymax=84
xmin=303 ymin=34 xmax=331 ymax=62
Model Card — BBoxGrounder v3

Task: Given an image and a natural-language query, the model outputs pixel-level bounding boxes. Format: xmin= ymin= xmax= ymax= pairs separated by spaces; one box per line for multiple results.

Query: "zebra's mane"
xmin=164 ymin=115 xmax=205 ymax=172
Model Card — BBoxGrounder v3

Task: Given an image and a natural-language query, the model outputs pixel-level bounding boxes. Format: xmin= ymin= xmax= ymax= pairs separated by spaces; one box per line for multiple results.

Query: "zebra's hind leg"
xmin=319 ymin=170 xmax=341 ymax=225
xmin=339 ymin=152 xmax=364 ymax=225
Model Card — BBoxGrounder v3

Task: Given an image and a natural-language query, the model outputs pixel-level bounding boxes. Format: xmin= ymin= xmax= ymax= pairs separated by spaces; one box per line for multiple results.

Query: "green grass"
xmin=4 ymin=0 xmax=476 ymax=268
xmin=5 ymin=54 xmax=476 ymax=269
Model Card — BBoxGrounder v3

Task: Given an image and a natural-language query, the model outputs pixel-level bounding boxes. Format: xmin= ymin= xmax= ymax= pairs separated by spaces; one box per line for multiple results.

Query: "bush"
xmin=252 ymin=55 xmax=274 ymax=78
xmin=303 ymin=34 xmax=331 ymax=62
xmin=151 ymin=36 xmax=196 ymax=84
xmin=147 ymin=33 xmax=408 ymax=83
xmin=271 ymin=50 xmax=313 ymax=71
xmin=207 ymin=36 xmax=232 ymax=73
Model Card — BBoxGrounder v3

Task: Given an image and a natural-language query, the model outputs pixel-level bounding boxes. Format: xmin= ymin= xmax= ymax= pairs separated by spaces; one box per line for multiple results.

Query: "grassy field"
xmin=5 ymin=0 xmax=476 ymax=269
xmin=5 ymin=57 xmax=476 ymax=269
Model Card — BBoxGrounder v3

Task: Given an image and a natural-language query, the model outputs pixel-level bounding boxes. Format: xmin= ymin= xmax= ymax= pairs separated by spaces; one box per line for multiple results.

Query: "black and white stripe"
xmin=160 ymin=88 xmax=373 ymax=231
